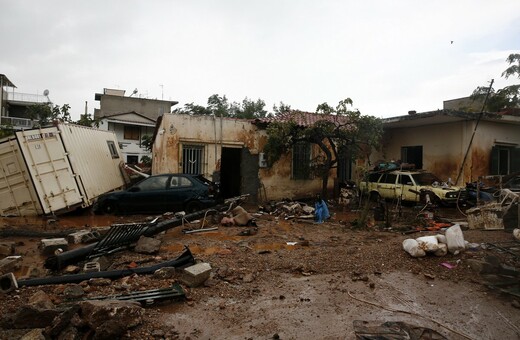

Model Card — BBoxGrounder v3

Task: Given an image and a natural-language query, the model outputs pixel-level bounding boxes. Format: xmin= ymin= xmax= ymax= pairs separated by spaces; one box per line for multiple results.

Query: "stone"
xmin=91 ymin=256 xmax=111 ymax=271
xmin=88 ymin=278 xmax=112 ymax=286
xmin=20 ymin=328 xmax=45 ymax=340
xmin=0 ymin=256 xmax=22 ymax=275
xmin=134 ymin=236 xmax=161 ymax=254
xmin=4 ymin=305 xmax=60 ymax=329
xmin=179 ymin=262 xmax=212 ymax=287
xmin=39 ymin=238 xmax=68 ymax=256
xmin=242 ymin=273 xmax=254 ymax=283
xmin=63 ymin=284 xmax=85 ymax=299
xmin=0 ymin=242 xmax=15 ymax=257
xmin=79 ymin=300 xmax=144 ymax=338
xmin=63 ymin=265 xmax=81 ymax=274
xmin=153 ymin=267 xmax=177 ymax=279
xmin=44 ymin=305 xmax=80 ymax=339
xmin=28 ymin=290 xmax=55 ymax=310
xmin=67 ymin=230 xmax=99 ymax=244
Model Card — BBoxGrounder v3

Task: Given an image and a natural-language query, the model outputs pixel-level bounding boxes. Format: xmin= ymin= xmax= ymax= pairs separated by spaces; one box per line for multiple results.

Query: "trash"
xmin=416 ymin=236 xmax=439 ymax=253
xmin=402 ymin=239 xmax=426 ymax=258
xmin=434 ymin=243 xmax=448 ymax=257
xmin=440 ymin=262 xmax=457 ymax=269
xmin=353 ymin=320 xmax=447 ymax=340
xmin=445 ymin=224 xmax=465 ymax=255
xmin=314 ymin=195 xmax=330 ymax=223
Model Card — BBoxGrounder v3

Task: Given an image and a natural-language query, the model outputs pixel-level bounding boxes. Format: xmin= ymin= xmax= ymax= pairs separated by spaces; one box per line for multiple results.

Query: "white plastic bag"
xmin=403 ymin=239 xmax=426 ymax=258
xmin=416 ymin=236 xmax=439 ymax=253
xmin=435 ymin=234 xmax=447 ymax=244
xmin=445 ymin=224 xmax=465 ymax=255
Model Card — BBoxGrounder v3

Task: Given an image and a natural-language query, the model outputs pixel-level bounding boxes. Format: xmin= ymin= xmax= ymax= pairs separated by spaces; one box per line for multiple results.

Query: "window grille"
xmin=292 ymin=142 xmax=311 ymax=179
xmin=182 ymin=145 xmax=204 ymax=174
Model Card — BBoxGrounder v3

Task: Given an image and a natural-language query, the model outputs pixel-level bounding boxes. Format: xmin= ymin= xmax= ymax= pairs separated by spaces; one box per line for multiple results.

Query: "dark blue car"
xmin=93 ymin=174 xmax=219 ymax=215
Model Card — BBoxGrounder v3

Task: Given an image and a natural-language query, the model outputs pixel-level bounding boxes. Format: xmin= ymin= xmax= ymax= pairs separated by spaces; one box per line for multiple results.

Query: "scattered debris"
xmin=179 ymin=262 xmax=212 ymax=288
xmin=353 ymin=320 xmax=447 ymax=340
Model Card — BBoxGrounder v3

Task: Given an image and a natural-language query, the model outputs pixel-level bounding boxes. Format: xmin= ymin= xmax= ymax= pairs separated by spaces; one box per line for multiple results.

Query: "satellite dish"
xmin=43 ymin=89 xmax=49 ymax=96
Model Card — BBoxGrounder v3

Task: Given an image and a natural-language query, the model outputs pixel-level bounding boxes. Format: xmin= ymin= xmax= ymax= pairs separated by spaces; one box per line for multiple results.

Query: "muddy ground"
xmin=1 ymin=201 xmax=519 ymax=340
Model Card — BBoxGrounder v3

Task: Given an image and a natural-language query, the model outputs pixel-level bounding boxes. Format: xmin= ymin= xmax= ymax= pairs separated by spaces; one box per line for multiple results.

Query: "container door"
xmin=17 ymin=129 xmax=83 ymax=214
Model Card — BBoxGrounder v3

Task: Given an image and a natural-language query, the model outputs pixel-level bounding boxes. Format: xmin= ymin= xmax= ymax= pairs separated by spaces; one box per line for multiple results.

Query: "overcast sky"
xmin=1 ymin=0 xmax=519 ymax=120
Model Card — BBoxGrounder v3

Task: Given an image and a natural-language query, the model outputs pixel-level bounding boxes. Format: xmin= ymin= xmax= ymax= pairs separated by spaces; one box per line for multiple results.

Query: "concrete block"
xmin=40 ymin=238 xmax=68 ymax=256
xmin=68 ymin=230 xmax=99 ymax=244
xmin=0 ymin=256 xmax=22 ymax=275
xmin=83 ymin=262 xmax=100 ymax=273
xmin=0 ymin=272 xmax=18 ymax=293
xmin=179 ymin=262 xmax=212 ymax=287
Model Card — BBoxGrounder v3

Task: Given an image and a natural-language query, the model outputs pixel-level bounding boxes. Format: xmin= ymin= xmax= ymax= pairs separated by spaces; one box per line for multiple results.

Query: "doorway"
xmin=220 ymin=147 xmax=241 ymax=198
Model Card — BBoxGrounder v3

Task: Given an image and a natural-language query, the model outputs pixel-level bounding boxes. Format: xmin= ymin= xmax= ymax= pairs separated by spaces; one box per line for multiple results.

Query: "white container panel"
xmin=0 ymin=137 xmax=43 ymax=216
xmin=57 ymin=124 xmax=125 ymax=206
xmin=16 ymin=128 xmax=83 ymax=214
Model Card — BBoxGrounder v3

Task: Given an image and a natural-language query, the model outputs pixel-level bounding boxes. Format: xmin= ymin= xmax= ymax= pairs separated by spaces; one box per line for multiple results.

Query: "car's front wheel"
xmin=102 ymin=201 xmax=119 ymax=215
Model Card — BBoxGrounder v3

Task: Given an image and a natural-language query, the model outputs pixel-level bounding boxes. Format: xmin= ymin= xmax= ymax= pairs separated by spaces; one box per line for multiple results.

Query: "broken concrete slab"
xmin=179 ymin=262 xmax=212 ymax=287
xmin=79 ymin=300 xmax=144 ymax=338
xmin=39 ymin=238 xmax=68 ymax=256
xmin=0 ymin=255 xmax=22 ymax=275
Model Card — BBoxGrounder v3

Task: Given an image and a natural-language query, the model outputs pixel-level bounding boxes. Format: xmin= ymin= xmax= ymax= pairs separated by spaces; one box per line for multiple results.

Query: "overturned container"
xmin=0 ymin=124 xmax=128 ymax=216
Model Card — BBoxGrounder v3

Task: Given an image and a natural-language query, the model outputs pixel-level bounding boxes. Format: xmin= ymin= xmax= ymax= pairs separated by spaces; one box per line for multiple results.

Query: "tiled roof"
xmin=253 ymin=110 xmax=351 ymax=127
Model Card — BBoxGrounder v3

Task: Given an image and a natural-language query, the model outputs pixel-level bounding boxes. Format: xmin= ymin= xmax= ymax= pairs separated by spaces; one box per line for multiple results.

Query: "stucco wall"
xmin=96 ymin=95 xmax=173 ymax=121
xmin=153 ymin=114 xmax=335 ymax=201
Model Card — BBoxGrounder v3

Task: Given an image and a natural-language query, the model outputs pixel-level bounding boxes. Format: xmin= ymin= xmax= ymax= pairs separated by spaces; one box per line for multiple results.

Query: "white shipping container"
xmin=0 ymin=124 xmax=127 ymax=216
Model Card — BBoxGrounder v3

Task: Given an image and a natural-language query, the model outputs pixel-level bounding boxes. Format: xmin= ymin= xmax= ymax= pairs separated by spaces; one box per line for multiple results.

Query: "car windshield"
xmin=411 ymin=172 xmax=441 ymax=186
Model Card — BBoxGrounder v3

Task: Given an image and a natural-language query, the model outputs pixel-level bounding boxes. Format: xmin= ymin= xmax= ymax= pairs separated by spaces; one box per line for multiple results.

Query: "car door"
xmin=397 ymin=173 xmax=418 ymax=202
xmin=377 ymin=173 xmax=397 ymax=199
xmin=165 ymin=175 xmax=198 ymax=212
xmin=123 ymin=175 xmax=170 ymax=213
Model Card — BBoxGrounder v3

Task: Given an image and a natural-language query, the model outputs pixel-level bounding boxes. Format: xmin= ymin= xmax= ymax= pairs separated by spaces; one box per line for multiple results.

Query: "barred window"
xmin=292 ymin=142 xmax=311 ymax=180
xmin=182 ymin=145 xmax=204 ymax=174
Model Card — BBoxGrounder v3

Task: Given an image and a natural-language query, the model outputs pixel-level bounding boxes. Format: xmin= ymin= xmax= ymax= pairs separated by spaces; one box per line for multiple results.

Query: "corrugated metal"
xmin=16 ymin=127 xmax=83 ymax=214
xmin=0 ymin=136 xmax=43 ymax=216
xmin=57 ymin=124 xmax=125 ymax=206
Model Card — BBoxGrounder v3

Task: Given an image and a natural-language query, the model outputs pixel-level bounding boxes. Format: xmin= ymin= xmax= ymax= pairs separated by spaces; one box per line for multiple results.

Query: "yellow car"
xmin=359 ymin=170 xmax=463 ymax=205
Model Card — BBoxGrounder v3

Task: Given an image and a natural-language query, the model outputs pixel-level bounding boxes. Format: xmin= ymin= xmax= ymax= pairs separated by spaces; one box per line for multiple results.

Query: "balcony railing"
xmin=6 ymin=92 xmax=51 ymax=104
xmin=0 ymin=116 xmax=34 ymax=129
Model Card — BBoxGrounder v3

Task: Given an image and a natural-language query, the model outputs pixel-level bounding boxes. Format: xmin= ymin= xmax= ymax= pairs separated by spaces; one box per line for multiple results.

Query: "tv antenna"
xmin=43 ymin=89 xmax=52 ymax=104
xmin=129 ymin=88 xmax=138 ymax=97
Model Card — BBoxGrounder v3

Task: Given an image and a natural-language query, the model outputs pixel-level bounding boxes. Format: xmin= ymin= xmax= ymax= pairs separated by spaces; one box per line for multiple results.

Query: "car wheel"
xmin=185 ymin=201 xmax=203 ymax=214
xmin=103 ymin=201 xmax=119 ymax=214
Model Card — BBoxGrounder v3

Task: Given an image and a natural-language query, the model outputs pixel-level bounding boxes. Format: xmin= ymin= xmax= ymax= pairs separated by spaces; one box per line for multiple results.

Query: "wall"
xmin=153 ymin=114 xmax=335 ymax=201
xmin=372 ymin=117 xmax=520 ymax=185
xmin=95 ymin=95 xmax=174 ymax=121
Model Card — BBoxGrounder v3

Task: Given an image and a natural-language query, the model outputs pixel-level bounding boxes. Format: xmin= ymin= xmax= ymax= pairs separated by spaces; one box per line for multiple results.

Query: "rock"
xmin=153 ymin=266 xmax=177 ymax=279
xmin=3 ymin=305 xmax=60 ymax=329
xmin=512 ymin=300 xmax=520 ymax=309
xmin=0 ymin=255 xmax=22 ymax=275
xmin=44 ymin=305 xmax=80 ymax=339
xmin=28 ymin=290 xmax=55 ymax=310
xmin=466 ymin=259 xmax=497 ymax=274
xmin=63 ymin=284 xmax=85 ymax=299
xmin=63 ymin=265 xmax=81 ymax=274
xmin=513 ymin=229 xmax=520 ymax=241
xmin=20 ymin=328 xmax=45 ymax=340
xmin=0 ymin=242 xmax=15 ymax=257
xmin=242 ymin=273 xmax=254 ymax=283
xmin=88 ymin=278 xmax=112 ymax=286
xmin=79 ymin=300 xmax=144 ymax=338
xmin=134 ymin=236 xmax=162 ymax=254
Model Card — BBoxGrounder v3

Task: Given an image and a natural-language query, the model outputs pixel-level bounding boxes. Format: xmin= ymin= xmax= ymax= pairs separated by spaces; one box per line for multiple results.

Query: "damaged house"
xmin=372 ymin=108 xmax=520 ymax=184
xmin=152 ymin=112 xmax=351 ymax=202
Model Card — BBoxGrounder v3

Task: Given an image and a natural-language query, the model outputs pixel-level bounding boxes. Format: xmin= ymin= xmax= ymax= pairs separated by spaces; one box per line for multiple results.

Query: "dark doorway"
xmin=220 ymin=147 xmax=241 ymax=198
xmin=401 ymin=145 xmax=423 ymax=169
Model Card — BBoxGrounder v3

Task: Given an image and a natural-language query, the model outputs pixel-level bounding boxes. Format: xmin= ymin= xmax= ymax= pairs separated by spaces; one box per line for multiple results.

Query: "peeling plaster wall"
xmin=153 ymin=114 xmax=336 ymax=201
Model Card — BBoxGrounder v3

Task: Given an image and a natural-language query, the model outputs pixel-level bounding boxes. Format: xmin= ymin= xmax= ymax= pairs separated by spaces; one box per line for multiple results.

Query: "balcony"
xmin=0 ymin=116 xmax=34 ymax=129
xmin=6 ymin=92 xmax=51 ymax=105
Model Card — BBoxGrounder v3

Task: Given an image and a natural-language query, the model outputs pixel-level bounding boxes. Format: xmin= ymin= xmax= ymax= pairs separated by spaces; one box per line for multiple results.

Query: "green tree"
xmin=173 ymin=94 xmax=270 ymax=118
xmin=141 ymin=134 xmax=153 ymax=152
xmin=263 ymin=99 xmax=383 ymax=199
xmin=76 ymin=113 xmax=99 ymax=127
xmin=27 ymin=103 xmax=71 ymax=127
xmin=471 ymin=53 xmax=520 ymax=112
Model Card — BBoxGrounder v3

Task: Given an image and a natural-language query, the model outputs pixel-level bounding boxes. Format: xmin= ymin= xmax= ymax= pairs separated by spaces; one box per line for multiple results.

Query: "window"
xmin=182 ymin=145 xmax=204 ymax=174
xmin=170 ymin=176 xmax=193 ymax=188
xmin=124 ymin=126 xmax=140 ymax=140
xmin=381 ymin=173 xmax=397 ymax=184
xmin=292 ymin=142 xmax=311 ymax=180
xmin=401 ymin=146 xmax=423 ymax=169
xmin=106 ymin=141 xmax=119 ymax=159
xmin=399 ymin=174 xmax=413 ymax=185
xmin=137 ymin=176 xmax=168 ymax=191
xmin=491 ymin=146 xmax=520 ymax=175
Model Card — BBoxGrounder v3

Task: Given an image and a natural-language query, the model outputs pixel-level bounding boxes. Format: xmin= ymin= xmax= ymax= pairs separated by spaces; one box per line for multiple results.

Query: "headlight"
xmin=445 ymin=191 xmax=458 ymax=198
